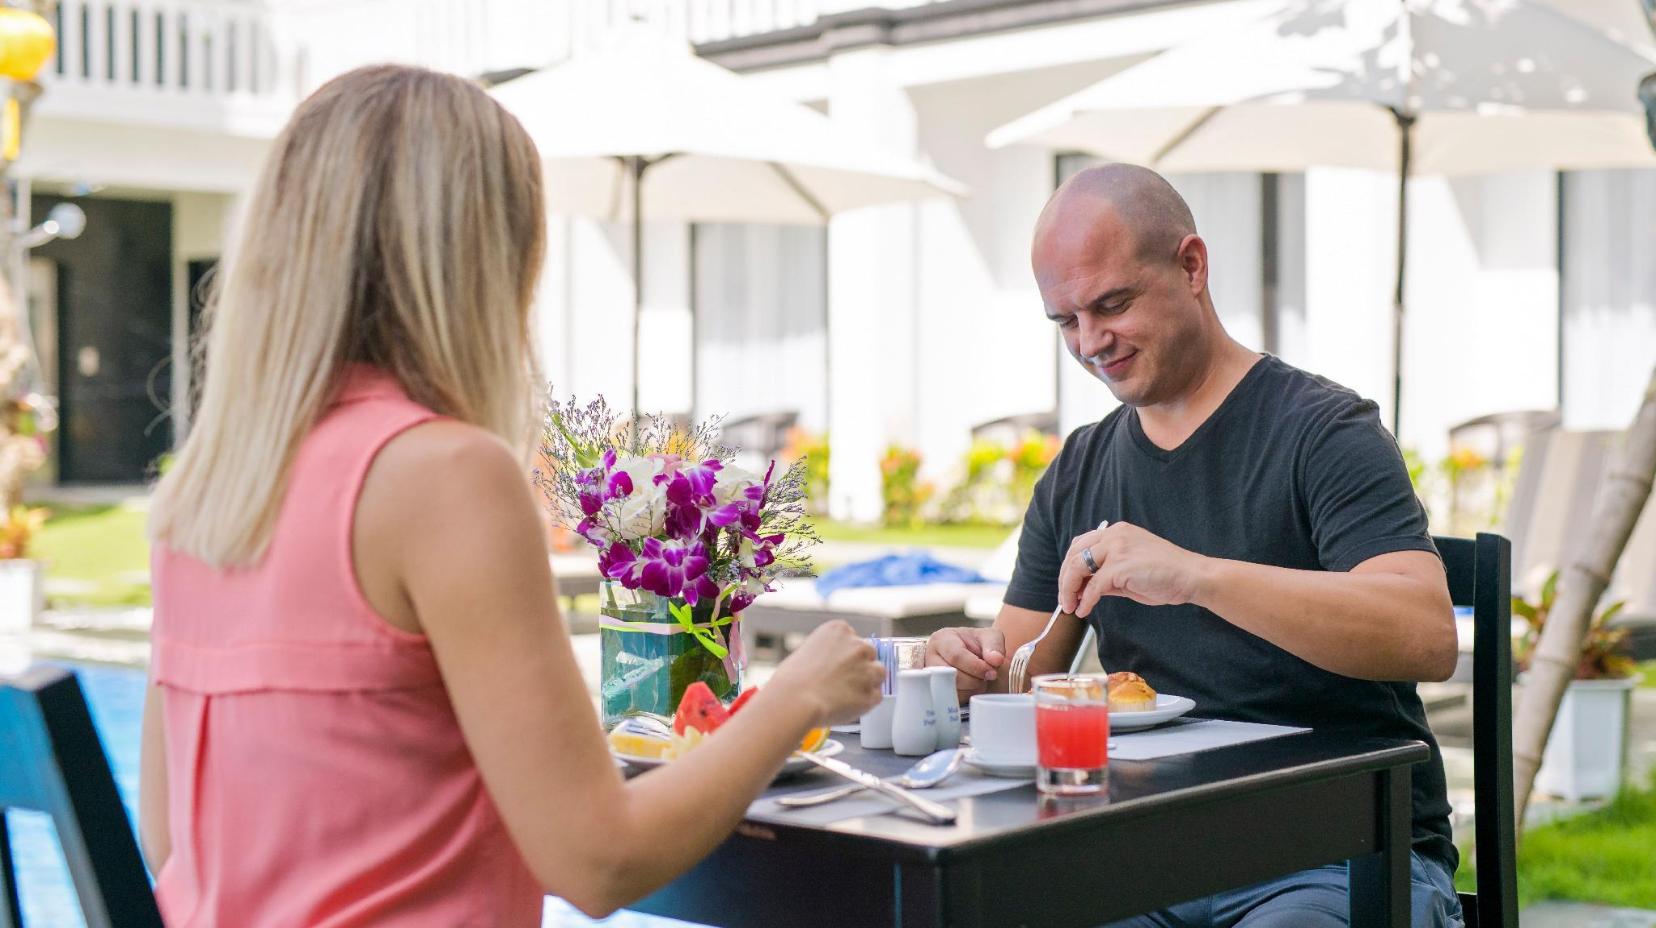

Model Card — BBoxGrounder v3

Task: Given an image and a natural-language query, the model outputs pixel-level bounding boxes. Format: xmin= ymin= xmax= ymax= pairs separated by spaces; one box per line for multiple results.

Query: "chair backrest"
xmin=719 ymin=411 xmax=799 ymax=463
xmin=0 ymin=666 xmax=162 ymax=928
xmin=969 ymin=410 xmax=1059 ymax=447
xmin=1433 ymin=534 xmax=1517 ymax=928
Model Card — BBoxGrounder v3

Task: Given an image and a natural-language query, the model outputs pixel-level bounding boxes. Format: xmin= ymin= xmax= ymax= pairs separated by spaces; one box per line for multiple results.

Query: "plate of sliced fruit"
xmin=607 ymin=682 xmax=841 ymax=778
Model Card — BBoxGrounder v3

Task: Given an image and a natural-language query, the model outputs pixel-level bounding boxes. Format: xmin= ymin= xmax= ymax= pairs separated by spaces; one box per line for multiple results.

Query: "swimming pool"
xmin=8 ymin=662 xmax=695 ymax=927
xmin=10 ymin=662 xmax=145 ymax=927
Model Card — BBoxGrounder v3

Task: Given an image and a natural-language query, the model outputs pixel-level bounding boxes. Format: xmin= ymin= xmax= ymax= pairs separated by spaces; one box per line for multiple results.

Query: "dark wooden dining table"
xmin=626 ymin=729 xmax=1427 ymax=928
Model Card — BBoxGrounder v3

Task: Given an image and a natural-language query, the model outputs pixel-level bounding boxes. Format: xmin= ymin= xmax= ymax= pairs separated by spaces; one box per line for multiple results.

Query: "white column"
xmin=826 ymin=45 xmax=918 ymax=523
xmin=638 ymin=220 xmax=694 ymax=416
xmin=564 ymin=217 xmax=635 ymax=405
xmin=531 ymin=215 xmax=572 ymax=396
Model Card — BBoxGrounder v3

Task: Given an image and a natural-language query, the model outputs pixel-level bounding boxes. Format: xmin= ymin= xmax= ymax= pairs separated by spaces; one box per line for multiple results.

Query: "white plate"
xmin=614 ymin=738 xmax=845 ymax=778
xmin=961 ymin=749 xmax=1035 ymax=778
xmin=1109 ymin=694 xmax=1196 ymax=732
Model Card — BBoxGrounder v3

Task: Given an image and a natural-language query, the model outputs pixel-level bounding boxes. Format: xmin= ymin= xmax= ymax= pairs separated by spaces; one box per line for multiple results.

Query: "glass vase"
xmin=598 ymin=581 xmax=744 ymax=730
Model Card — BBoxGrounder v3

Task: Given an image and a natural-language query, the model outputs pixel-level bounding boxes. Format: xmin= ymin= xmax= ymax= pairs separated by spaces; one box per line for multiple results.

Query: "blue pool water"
xmin=10 ymin=662 xmax=146 ymax=927
xmin=7 ymin=662 xmax=695 ymax=927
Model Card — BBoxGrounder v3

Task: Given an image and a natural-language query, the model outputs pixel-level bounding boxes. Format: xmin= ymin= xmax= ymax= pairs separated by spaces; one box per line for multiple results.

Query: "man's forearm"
xmin=1190 ymin=559 xmax=1457 ymax=682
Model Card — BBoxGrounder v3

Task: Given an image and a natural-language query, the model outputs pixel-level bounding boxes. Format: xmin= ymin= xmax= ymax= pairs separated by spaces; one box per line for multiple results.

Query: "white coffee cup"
xmin=859 ymin=693 xmax=898 ymax=750
xmin=968 ymin=693 xmax=1037 ymax=765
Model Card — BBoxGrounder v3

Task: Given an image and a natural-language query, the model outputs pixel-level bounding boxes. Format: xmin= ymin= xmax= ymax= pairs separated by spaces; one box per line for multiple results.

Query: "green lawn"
xmin=30 ymin=503 xmax=152 ymax=607
xmin=812 ymin=519 xmax=1014 ymax=550
xmin=1457 ymin=769 xmax=1656 ymax=909
xmin=1641 ymin=660 xmax=1656 ymax=689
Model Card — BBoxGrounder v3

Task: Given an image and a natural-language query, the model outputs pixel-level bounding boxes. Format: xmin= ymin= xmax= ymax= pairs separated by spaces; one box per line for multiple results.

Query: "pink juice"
xmin=1036 ymin=702 xmax=1110 ymax=769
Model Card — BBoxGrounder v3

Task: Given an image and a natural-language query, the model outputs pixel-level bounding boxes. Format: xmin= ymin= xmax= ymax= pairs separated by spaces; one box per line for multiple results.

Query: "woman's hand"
xmin=767 ymin=621 xmax=886 ymax=726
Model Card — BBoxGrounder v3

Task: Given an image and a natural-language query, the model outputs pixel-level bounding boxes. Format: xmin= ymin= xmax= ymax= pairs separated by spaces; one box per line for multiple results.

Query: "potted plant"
xmin=1515 ymin=570 xmax=1640 ymax=801
xmin=536 ymin=395 xmax=818 ymax=729
xmin=0 ymin=505 xmax=47 ymax=634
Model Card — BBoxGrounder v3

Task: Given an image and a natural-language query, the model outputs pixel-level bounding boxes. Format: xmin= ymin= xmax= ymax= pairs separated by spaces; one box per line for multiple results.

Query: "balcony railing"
xmin=36 ymin=0 xmax=293 ymax=135
xmin=25 ymin=0 xmax=953 ymax=137
xmin=571 ymin=0 xmax=947 ymax=51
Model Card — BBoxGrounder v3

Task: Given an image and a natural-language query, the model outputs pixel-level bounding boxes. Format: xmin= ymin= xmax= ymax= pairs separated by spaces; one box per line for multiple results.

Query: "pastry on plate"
xmin=1106 ymin=671 xmax=1157 ymax=713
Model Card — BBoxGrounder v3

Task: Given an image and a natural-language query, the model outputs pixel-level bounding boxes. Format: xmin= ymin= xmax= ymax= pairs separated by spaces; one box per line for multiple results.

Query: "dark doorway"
xmin=32 ymin=195 xmax=174 ymax=484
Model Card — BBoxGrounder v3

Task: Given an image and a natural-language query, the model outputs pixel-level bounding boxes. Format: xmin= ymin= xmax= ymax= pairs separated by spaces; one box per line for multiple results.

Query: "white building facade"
xmin=18 ymin=0 xmax=1656 ymax=523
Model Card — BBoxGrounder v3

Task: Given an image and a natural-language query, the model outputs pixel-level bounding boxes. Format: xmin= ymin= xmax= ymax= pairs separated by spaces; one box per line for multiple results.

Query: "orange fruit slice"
xmin=798 ymin=726 xmax=829 ymax=753
xmin=608 ymin=730 xmax=672 ymax=759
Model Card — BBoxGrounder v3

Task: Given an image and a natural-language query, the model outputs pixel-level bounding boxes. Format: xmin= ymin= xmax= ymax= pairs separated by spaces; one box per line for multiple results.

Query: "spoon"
xmin=778 ymin=748 xmax=963 ymax=808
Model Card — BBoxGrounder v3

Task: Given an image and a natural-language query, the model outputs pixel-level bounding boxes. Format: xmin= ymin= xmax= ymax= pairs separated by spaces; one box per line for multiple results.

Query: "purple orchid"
xmin=578 ymin=448 xmax=635 ymax=516
xmin=635 ymin=537 xmax=712 ymax=602
xmin=577 ymin=515 xmax=615 ymax=549
xmin=598 ymin=541 xmax=636 ymax=582
xmin=660 ymin=457 xmax=730 ymax=540
xmin=658 ymin=456 xmax=720 ymax=494
xmin=538 ymin=393 xmax=821 ymax=623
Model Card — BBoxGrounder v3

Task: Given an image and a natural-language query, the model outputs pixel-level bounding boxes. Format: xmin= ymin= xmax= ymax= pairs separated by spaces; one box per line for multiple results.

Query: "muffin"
xmin=1106 ymin=671 xmax=1157 ymax=712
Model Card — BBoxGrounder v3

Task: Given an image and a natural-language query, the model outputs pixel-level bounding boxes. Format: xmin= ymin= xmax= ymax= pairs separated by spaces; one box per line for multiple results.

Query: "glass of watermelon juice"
xmin=1032 ymin=673 xmax=1110 ymax=795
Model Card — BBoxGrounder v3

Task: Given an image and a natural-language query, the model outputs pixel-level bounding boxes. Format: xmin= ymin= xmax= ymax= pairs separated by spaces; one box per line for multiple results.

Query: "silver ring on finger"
xmin=1080 ymin=546 xmax=1100 ymax=574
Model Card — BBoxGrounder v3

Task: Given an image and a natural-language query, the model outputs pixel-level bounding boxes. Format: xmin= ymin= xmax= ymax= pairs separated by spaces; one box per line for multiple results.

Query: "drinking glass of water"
xmin=1032 ymin=673 xmax=1110 ymax=795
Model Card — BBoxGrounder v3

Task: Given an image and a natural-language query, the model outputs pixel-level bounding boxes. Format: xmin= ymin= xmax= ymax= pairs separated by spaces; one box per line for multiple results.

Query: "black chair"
xmin=1433 ymin=533 xmax=1518 ymax=928
xmin=1 ymin=666 xmax=162 ymax=927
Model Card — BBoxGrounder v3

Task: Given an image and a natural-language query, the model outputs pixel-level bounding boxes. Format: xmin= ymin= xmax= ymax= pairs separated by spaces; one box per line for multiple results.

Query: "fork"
xmin=1005 ymin=605 xmax=1066 ymax=696
xmin=1006 ymin=520 xmax=1107 ymax=694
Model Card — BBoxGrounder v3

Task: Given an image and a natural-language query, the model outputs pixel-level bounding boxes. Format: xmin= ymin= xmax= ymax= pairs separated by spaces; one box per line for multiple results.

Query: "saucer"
xmin=961 ymin=749 xmax=1035 ymax=778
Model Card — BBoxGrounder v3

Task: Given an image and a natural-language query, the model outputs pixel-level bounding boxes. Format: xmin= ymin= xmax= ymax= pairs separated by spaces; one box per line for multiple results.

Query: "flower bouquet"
xmin=535 ymin=395 xmax=818 ymax=729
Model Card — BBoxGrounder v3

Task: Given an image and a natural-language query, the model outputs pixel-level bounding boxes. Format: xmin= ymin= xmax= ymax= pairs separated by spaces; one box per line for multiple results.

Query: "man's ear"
xmin=1177 ymin=233 xmax=1209 ymax=296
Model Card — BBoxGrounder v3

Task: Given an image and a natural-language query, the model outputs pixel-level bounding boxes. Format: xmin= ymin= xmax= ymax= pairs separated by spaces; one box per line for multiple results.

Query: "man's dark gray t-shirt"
xmin=1004 ymin=355 xmax=1455 ymax=871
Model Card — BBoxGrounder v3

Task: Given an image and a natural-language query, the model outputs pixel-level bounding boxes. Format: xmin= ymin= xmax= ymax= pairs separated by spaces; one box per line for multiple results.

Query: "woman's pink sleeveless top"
xmin=150 ymin=366 xmax=542 ymax=927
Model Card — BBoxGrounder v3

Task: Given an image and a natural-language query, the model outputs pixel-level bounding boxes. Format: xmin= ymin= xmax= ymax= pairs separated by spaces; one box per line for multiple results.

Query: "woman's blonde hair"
xmin=151 ymin=64 xmax=546 ymax=567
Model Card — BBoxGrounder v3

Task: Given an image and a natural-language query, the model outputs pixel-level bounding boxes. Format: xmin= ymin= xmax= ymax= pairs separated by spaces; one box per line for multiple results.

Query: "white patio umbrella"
xmin=492 ymin=33 xmax=965 ymax=416
xmin=986 ymin=0 xmax=1656 ymax=434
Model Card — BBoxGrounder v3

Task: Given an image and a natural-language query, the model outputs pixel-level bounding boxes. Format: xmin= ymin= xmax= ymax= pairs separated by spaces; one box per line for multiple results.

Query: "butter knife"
xmin=797 ymin=752 xmax=957 ymax=824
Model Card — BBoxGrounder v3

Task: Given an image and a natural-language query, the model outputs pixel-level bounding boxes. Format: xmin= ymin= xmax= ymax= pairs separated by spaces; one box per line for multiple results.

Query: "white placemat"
xmin=746 ymin=769 xmax=1028 ymax=827
xmin=1111 ymin=718 xmax=1308 ymax=761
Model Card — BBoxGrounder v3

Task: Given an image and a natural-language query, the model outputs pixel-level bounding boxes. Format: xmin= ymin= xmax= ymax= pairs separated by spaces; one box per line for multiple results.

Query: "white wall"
xmin=20 ymin=119 xmax=269 ymax=194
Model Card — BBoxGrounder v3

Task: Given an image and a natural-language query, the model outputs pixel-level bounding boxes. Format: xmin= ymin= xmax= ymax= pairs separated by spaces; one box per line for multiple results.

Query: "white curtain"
xmin=692 ymin=223 xmax=829 ymax=432
xmin=1561 ymin=171 xmax=1656 ymax=430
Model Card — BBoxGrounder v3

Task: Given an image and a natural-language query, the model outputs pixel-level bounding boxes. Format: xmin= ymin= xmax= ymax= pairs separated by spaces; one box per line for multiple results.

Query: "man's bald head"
xmin=1034 ymin=163 xmax=1197 ymax=264
xmin=1032 ymin=163 xmax=1223 ymax=410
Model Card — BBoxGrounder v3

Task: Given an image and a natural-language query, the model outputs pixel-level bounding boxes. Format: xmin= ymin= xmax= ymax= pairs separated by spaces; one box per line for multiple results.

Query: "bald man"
xmin=925 ymin=165 xmax=1464 ymax=927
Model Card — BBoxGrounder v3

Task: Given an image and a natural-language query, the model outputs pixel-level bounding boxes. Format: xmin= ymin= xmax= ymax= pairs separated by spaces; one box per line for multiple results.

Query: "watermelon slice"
xmin=727 ymin=688 xmax=759 ymax=716
xmin=673 ymin=681 xmax=731 ymax=736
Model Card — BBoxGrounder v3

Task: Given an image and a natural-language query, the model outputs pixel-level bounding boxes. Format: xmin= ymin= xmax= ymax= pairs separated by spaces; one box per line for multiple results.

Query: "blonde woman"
xmin=141 ymin=64 xmax=883 ymax=926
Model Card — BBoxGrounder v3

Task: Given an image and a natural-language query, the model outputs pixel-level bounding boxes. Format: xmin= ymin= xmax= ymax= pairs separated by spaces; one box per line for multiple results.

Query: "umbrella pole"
xmin=1390 ymin=109 xmax=1416 ymax=438
xmin=631 ymin=155 xmax=646 ymax=424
